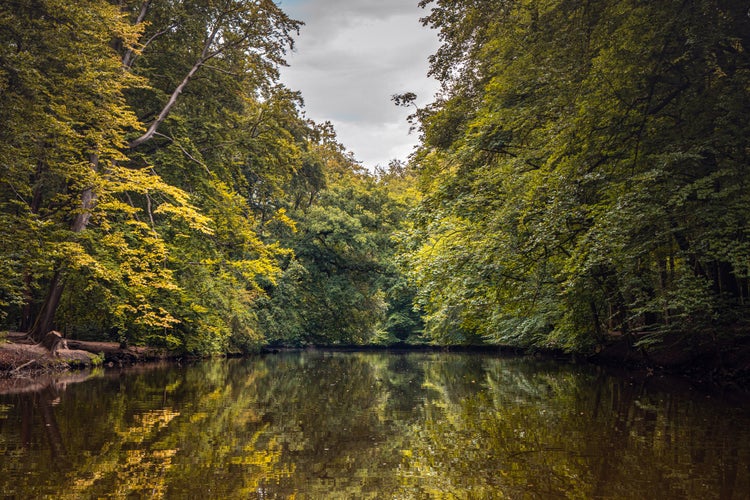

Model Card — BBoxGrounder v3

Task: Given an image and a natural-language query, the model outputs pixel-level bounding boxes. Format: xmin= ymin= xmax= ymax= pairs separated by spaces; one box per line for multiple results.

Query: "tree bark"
xmin=28 ymin=154 xmax=99 ymax=342
xmin=29 ymin=271 xmax=64 ymax=342
xmin=121 ymin=0 xmax=152 ymax=69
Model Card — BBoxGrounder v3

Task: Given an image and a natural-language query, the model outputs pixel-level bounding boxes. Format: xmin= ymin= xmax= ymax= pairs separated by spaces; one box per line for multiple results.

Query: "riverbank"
xmin=0 ymin=332 xmax=173 ymax=377
xmin=3 ymin=330 xmax=750 ymax=393
xmin=590 ymin=331 xmax=750 ymax=390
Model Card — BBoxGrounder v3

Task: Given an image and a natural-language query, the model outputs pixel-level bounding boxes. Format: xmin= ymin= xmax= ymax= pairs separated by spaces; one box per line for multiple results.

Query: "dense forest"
xmin=1 ymin=0 xmax=749 ymax=364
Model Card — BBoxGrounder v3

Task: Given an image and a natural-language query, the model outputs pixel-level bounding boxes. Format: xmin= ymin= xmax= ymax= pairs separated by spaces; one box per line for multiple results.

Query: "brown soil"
xmin=0 ymin=331 xmax=172 ymax=377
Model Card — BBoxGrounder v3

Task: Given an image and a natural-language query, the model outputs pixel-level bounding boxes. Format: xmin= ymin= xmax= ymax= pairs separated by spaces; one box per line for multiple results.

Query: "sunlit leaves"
xmin=0 ymin=0 xmax=313 ymax=350
xmin=410 ymin=0 xmax=750 ymax=353
xmin=0 ymin=0 xmax=147 ymax=332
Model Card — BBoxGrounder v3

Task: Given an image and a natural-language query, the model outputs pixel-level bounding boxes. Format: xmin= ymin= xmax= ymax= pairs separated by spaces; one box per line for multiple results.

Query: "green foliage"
xmin=0 ymin=0 xmax=304 ymax=352
xmin=0 ymin=0 xmax=424 ymax=351
xmin=257 ymin=153 xmax=422 ymax=346
xmin=409 ymin=0 xmax=750 ymax=353
xmin=0 ymin=0 xmax=145 ymax=329
xmin=14 ymin=0 xmax=747 ymax=358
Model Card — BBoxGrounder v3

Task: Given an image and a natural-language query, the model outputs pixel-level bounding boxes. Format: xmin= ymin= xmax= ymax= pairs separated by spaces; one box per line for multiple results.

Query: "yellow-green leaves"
xmin=411 ymin=0 xmax=750 ymax=352
xmin=0 ymin=0 xmax=306 ymax=350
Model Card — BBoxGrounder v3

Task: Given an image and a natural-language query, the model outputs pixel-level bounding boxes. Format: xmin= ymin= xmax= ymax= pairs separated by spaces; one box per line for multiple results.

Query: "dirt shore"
xmin=0 ymin=332 xmax=172 ymax=377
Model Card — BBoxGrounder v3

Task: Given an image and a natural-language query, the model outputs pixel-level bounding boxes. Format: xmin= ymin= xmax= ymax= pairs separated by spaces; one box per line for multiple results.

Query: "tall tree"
xmin=123 ymin=0 xmax=300 ymax=149
xmin=0 ymin=0 xmax=147 ymax=339
xmin=1 ymin=0 xmax=306 ymax=350
xmin=113 ymin=0 xmax=304 ymax=352
xmin=410 ymin=0 xmax=750 ymax=354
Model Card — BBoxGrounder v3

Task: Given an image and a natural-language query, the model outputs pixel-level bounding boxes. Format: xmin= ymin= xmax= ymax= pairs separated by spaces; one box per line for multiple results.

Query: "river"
xmin=0 ymin=351 xmax=748 ymax=498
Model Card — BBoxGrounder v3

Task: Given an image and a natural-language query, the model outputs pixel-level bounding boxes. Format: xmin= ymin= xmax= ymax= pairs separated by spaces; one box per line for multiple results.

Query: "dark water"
xmin=1 ymin=352 xmax=749 ymax=499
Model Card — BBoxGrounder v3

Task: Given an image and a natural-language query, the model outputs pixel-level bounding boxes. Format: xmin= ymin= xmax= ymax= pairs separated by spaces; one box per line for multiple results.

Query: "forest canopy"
xmin=1 ymin=0 xmax=749 ymax=362
xmin=407 ymin=0 xmax=750 ymax=355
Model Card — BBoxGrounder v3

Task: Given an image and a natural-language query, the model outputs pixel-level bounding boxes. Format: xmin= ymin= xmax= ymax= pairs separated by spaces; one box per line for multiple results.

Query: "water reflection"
xmin=0 ymin=352 xmax=748 ymax=498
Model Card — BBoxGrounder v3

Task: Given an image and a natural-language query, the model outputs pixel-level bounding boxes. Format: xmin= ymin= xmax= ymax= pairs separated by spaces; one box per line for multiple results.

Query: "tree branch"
xmin=122 ymin=0 xmax=152 ymax=69
xmin=129 ymin=20 xmax=224 ymax=148
xmin=129 ymin=58 xmax=204 ymax=148
xmin=152 ymin=132 xmax=211 ymax=174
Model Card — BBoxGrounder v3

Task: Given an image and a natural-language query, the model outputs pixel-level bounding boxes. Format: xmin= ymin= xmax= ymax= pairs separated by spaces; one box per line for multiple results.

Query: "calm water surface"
xmin=0 ymin=352 xmax=749 ymax=498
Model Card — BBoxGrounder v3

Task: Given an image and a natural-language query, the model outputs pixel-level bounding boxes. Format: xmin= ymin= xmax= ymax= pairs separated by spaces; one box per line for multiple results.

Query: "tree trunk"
xmin=29 ymin=271 xmax=64 ymax=342
xmin=121 ymin=0 xmax=152 ymax=69
xmin=20 ymin=162 xmax=47 ymax=332
xmin=19 ymin=272 xmax=35 ymax=332
xmin=28 ymin=155 xmax=99 ymax=342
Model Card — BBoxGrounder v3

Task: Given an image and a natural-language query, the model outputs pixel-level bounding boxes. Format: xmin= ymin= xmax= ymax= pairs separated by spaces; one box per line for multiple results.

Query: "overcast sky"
xmin=277 ymin=0 xmax=441 ymax=170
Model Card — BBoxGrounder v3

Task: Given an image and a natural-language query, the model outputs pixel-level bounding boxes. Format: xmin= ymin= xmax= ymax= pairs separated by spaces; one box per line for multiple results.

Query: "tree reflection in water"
xmin=0 ymin=353 xmax=748 ymax=498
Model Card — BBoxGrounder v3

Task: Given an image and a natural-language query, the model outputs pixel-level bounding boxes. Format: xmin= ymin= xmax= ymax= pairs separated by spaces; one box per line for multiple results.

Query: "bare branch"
xmin=129 ymin=58 xmax=204 ymax=148
xmin=129 ymin=20 xmax=225 ymax=148
xmin=202 ymin=64 xmax=240 ymax=77
xmin=145 ymin=192 xmax=156 ymax=229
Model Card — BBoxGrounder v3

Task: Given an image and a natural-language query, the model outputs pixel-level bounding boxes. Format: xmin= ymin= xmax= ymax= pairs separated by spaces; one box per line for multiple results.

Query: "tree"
xmin=109 ymin=0 xmax=304 ymax=352
xmin=124 ymin=0 xmax=301 ymax=148
xmin=0 ymin=0 xmax=147 ymax=339
xmin=256 ymin=136 xmax=423 ymax=346
xmin=1 ymin=0 xmax=308 ymax=350
xmin=409 ymin=0 xmax=750 ymax=355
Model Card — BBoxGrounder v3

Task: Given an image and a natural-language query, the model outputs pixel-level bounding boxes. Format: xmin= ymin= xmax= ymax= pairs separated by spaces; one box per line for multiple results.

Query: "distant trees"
xmin=408 ymin=0 xmax=750 ymax=353
xmin=256 ymin=150 xmax=423 ymax=346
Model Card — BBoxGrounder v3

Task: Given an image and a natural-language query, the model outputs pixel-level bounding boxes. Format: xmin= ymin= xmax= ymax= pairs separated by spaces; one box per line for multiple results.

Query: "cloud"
xmin=278 ymin=0 xmax=440 ymax=169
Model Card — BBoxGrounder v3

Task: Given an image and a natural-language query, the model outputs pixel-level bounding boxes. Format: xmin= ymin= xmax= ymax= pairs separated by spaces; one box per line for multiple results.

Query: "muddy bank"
xmin=0 ymin=332 xmax=174 ymax=378
xmin=4 ymin=330 xmax=750 ymax=393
